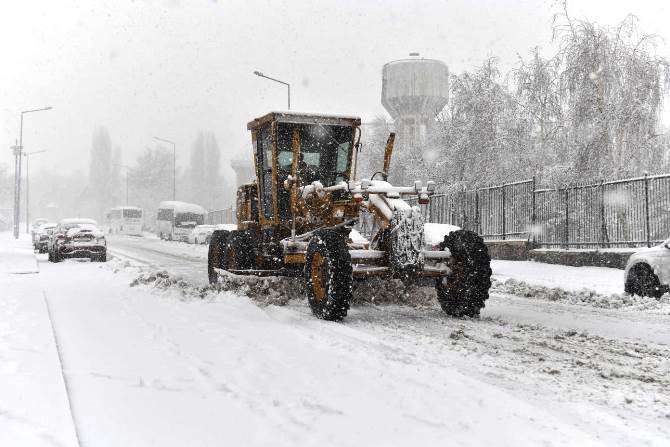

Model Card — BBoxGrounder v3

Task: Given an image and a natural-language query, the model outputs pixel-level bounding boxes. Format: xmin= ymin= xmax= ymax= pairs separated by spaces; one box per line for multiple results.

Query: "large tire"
xmin=625 ymin=263 xmax=663 ymax=298
xmin=436 ymin=230 xmax=491 ymax=317
xmin=223 ymin=231 xmax=254 ymax=270
xmin=304 ymin=230 xmax=353 ymax=321
xmin=53 ymin=248 xmax=62 ymax=263
xmin=208 ymin=230 xmax=229 ymax=284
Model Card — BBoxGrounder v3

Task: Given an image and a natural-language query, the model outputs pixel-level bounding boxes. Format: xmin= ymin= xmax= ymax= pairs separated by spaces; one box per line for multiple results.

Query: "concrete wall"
xmin=484 ymin=240 xmax=532 ymax=261
xmin=528 ymin=249 xmax=635 ymax=270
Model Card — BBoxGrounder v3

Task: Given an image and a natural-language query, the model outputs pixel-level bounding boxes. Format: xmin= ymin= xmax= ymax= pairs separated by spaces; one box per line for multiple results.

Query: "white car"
xmin=624 ymin=241 xmax=670 ymax=298
xmin=187 ymin=225 xmax=216 ymax=244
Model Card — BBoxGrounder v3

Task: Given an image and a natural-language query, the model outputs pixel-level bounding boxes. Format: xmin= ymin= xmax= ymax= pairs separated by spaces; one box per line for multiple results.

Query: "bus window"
xmin=123 ymin=209 xmax=142 ymax=219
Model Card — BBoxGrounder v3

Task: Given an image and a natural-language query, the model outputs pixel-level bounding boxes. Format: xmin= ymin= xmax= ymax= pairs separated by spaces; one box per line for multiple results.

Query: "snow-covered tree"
xmin=554 ymin=10 xmax=670 ymax=177
xmin=187 ymin=131 xmax=222 ymax=210
xmin=88 ymin=127 xmax=113 ymax=219
xmin=128 ymin=147 xmax=173 ymax=228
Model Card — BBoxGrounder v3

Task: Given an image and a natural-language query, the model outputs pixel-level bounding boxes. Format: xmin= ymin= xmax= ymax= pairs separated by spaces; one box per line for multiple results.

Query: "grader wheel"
xmin=436 ymin=230 xmax=492 ymax=317
xmin=208 ymin=230 xmax=254 ymax=284
xmin=305 ymin=230 xmax=353 ymax=321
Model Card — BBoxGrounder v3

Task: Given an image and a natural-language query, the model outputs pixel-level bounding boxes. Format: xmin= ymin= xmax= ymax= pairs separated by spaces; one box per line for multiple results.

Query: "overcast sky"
xmin=1 ymin=0 xmax=668 ymax=178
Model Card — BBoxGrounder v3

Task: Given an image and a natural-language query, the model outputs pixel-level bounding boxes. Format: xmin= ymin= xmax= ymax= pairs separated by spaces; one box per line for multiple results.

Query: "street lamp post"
xmin=24 ymin=150 xmax=47 ymax=233
xmin=154 ymin=137 xmax=176 ymax=200
xmin=13 ymin=106 xmax=52 ymax=238
xmin=253 ymin=71 xmax=290 ymax=110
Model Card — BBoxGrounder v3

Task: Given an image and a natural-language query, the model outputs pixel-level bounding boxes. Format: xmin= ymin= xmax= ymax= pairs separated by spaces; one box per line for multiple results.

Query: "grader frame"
xmin=208 ymin=111 xmax=492 ymax=321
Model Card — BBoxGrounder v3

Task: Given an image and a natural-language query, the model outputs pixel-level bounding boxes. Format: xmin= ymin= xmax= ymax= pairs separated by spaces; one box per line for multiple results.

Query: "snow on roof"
xmin=268 ymin=110 xmax=361 ymax=120
xmin=158 ymin=201 xmax=206 ymax=214
xmin=247 ymin=111 xmax=361 ymax=130
xmin=59 ymin=217 xmax=98 ymax=225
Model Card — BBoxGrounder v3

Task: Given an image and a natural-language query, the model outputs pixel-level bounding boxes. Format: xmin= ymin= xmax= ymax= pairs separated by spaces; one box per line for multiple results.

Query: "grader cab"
xmin=209 ymin=111 xmax=491 ymax=321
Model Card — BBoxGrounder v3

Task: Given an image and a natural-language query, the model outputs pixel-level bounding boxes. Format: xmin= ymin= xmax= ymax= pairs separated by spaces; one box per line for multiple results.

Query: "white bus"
xmin=105 ymin=206 xmax=144 ymax=236
xmin=156 ymin=201 xmax=206 ymax=241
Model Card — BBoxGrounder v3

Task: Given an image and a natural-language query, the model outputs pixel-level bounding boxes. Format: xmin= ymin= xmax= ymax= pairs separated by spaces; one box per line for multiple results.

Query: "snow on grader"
xmin=208 ymin=111 xmax=492 ymax=321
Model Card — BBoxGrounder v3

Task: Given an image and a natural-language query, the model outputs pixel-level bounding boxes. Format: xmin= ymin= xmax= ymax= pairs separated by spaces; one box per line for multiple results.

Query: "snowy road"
xmin=107 ymin=236 xmax=670 ymax=346
xmin=2 ymin=234 xmax=670 ymax=446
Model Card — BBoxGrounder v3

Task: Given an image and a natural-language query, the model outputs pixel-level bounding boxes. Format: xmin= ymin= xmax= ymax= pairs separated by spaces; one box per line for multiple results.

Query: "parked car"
xmin=187 ymin=224 xmax=216 ymax=244
xmin=624 ymin=240 xmax=670 ymax=298
xmin=31 ymin=218 xmax=49 ymax=244
xmin=34 ymin=222 xmax=58 ymax=253
xmin=48 ymin=218 xmax=107 ymax=262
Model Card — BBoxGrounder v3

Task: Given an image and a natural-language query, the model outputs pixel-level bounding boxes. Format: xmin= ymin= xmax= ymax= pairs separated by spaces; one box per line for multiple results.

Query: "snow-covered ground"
xmin=3 ymin=232 xmax=670 ymax=446
xmin=492 ymin=259 xmax=624 ymax=295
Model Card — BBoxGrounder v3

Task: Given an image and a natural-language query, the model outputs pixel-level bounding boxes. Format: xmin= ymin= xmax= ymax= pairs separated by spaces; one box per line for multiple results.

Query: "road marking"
xmin=42 ymin=290 xmax=82 ymax=447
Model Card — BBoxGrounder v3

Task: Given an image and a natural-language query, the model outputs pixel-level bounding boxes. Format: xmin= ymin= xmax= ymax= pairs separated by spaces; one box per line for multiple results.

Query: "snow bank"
xmin=492 ymin=278 xmax=670 ymax=313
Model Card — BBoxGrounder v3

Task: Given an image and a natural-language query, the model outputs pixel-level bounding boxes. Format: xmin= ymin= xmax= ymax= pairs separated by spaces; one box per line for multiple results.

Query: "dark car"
xmin=48 ymin=218 xmax=107 ymax=262
xmin=34 ymin=222 xmax=57 ymax=253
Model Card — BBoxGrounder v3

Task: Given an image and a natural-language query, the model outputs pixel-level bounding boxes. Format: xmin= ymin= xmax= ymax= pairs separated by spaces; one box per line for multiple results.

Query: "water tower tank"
xmin=381 ymin=55 xmax=449 ymax=153
xmin=382 ymin=57 xmax=449 ymax=119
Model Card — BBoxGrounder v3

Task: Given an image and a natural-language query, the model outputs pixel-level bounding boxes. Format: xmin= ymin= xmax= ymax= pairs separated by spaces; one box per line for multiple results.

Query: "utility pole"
xmin=13 ymin=106 xmax=52 ymax=238
xmin=154 ymin=136 xmax=176 ymax=200
xmin=253 ymin=71 xmax=291 ymax=110
xmin=24 ymin=150 xmax=47 ymax=233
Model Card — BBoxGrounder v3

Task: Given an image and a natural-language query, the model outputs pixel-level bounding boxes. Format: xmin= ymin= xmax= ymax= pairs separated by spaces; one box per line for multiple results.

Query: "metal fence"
xmin=208 ymin=173 xmax=670 ymax=249
xmin=206 ymin=207 xmax=236 ymax=225
xmin=416 ymin=173 xmax=670 ymax=248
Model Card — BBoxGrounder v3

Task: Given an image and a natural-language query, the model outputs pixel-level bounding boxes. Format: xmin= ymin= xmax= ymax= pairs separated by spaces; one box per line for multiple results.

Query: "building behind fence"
xmin=207 ymin=173 xmax=670 ymax=249
xmin=419 ymin=173 xmax=670 ymax=249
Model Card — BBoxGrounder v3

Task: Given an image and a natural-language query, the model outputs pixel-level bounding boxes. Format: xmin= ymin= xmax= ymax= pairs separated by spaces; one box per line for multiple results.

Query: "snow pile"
xmin=352 ymin=278 xmax=436 ymax=307
xmin=129 ymin=268 xmax=308 ymax=306
xmin=492 ymin=277 xmax=670 ymax=313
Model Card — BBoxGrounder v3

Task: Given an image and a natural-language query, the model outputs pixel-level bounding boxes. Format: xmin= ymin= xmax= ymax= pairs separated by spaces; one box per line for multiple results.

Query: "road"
xmin=5 ymin=234 xmax=666 ymax=446
xmin=107 ymin=235 xmax=670 ymax=346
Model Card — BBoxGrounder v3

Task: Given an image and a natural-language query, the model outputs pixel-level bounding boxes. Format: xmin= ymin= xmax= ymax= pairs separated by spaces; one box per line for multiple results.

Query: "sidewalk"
xmin=491 ymin=259 xmax=625 ymax=295
xmin=0 ymin=232 xmax=78 ymax=447
xmin=0 ymin=232 xmax=39 ymax=274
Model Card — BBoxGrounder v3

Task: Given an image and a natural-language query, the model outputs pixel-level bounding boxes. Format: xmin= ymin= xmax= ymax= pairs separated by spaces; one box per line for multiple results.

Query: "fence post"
xmin=531 ymin=176 xmax=536 ymax=246
xmin=599 ymin=179 xmax=608 ymax=248
xmin=644 ymin=172 xmax=651 ymax=248
xmin=475 ymin=190 xmax=480 ymax=235
xmin=501 ymin=184 xmax=506 ymax=240
xmin=563 ymin=186 xmax=569 ymax=249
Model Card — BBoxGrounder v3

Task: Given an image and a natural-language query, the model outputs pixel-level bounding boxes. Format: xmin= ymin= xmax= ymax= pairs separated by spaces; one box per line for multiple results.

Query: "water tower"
xmin=381 ymin=54 xmax=449 ymax=156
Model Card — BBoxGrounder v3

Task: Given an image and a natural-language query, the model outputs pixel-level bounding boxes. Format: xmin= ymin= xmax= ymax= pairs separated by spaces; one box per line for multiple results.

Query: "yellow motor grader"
xmin=208 ymin=111 xmax=491 ymax=321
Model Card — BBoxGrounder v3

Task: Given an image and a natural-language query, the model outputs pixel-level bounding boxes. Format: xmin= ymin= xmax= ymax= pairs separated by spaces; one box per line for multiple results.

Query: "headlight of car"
xmin=96 ymin=237 xmax=106 ymax=246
